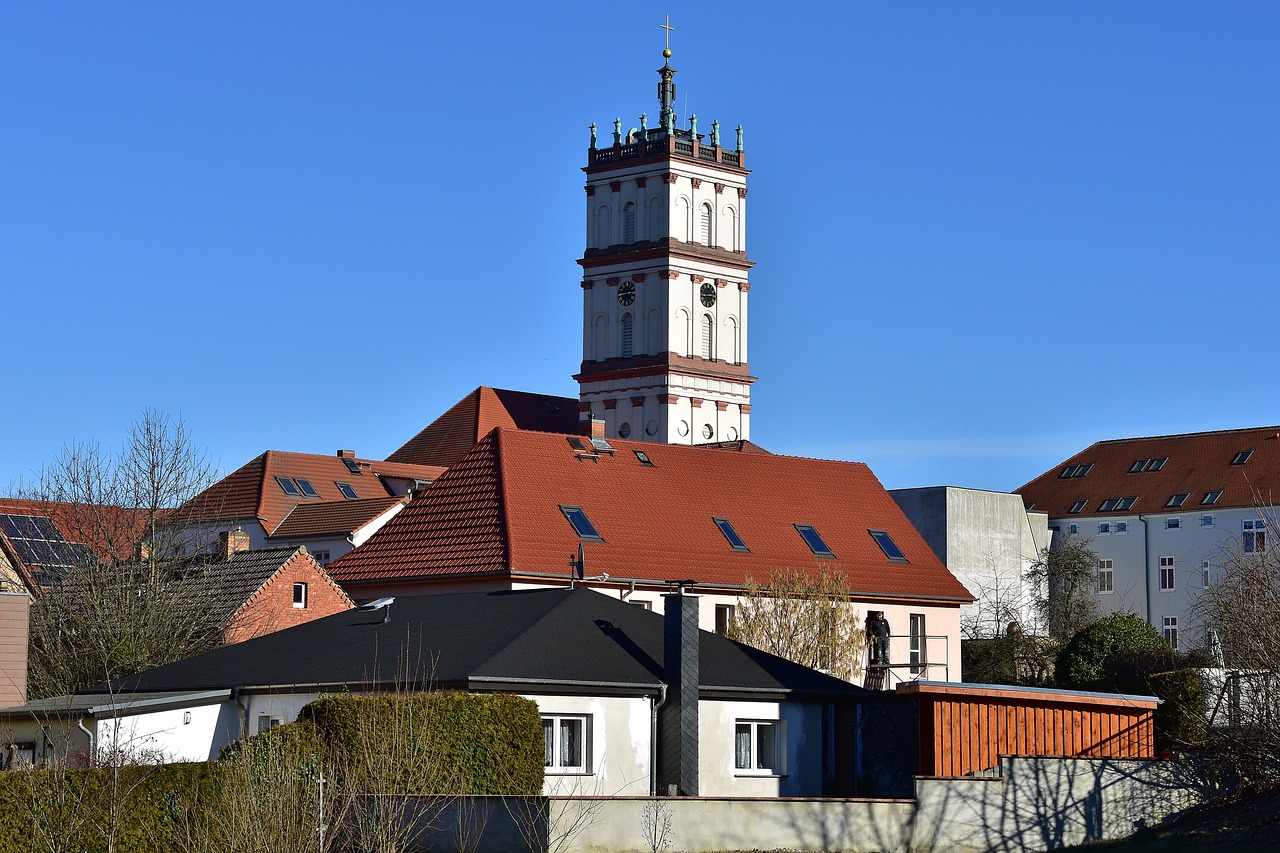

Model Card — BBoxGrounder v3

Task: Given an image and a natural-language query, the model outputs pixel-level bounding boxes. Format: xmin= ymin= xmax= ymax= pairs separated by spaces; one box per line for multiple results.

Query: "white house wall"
xmin=521 ymin=693 xmax=651 ymax=797
xmin=98 ymin=700 xmax=240 ymax=763
xmin=698 ymin=699 xmax=822 ymax=797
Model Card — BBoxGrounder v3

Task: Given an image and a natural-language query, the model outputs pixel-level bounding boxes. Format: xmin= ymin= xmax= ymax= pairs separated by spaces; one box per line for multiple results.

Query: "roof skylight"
xmin=1231 ymin=450 xmax=1253 ymax=466
xmin=335 ymin=482 xmax=359 ymax=500
xmin=713 ymin=517 xmax=749 ymax=552
xmin=1129 ymin=459 xmax=1149 ymax=473
xmin=342 ymin=458 xmax=363 ymax=475
xmin=1069 ymin=500 xmax=1087 ymax=514
xmin=295 ymin=478 xmax=320 ymax=498
xmin=869 ymin=530 xmax=908 ymax=563
xmin=1146 ymin=457 xmax=1167 ymax=472
xmin=1098 ymin=497 xmax=1137 ymax=512
xmin=634 ymin=450 xmax=655 ymax=467
xmin=794 ymin=524 xmax=835 ymax=558
xmin=1166 ymin=493 xmax=1189 ymax=508
xmin=1202 ymin=490 xmax=1223 ymax=506
xmin=560 ymin=505 xmax=604 ymax=542
xmin=1059 ymin=463 xmax=1093 ymax=479
xmin=275 ymin=476 xmax=302 ymax=497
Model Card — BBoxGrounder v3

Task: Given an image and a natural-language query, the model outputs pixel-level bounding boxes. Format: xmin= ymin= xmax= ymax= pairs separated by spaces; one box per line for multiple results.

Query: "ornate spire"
xmin=657 ymin=15 xmax=677 ymax=133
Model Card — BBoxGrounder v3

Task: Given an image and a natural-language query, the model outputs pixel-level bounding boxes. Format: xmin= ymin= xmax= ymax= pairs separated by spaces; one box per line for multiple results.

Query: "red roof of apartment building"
xmin=329 ymin=429 xmax=973 ymax=603
xmin=386 ymin=387 xmax=579 ymax=468
xmin=178 ymin=451 xmax=443 ymax=533
xmin=1017 ymin=425 xmax=1280 ymax=518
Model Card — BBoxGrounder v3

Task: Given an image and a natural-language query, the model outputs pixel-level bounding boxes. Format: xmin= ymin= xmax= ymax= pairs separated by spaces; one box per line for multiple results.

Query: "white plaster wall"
xmin=521 ymin=693 xmax=651 ymax=797
xmin=1051 ymin=504 xmax=1270 ymax=648
xmin=97 ymin=701 xmax=239 ymax=763
xmin=697 ymin=699 xmax=822 ymax=798
xmin=243 ymin=691 xmax=321 ymax=733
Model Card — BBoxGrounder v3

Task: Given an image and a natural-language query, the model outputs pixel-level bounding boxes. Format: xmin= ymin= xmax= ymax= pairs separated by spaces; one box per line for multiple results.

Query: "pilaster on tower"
xmin=575 ymin=37 xmax=756 ymax=446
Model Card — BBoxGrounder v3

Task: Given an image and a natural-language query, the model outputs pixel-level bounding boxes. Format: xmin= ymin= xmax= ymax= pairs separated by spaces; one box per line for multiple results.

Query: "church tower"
xmin=575 ymin=35 xmax=754 ymax=445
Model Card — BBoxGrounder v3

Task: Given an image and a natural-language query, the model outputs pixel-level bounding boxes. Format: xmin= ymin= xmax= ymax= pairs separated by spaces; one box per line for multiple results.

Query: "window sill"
xmin=545 ymin=770 xmax=593 ymax=776
xmin=734 ymin=772 xmax=788 ymax=779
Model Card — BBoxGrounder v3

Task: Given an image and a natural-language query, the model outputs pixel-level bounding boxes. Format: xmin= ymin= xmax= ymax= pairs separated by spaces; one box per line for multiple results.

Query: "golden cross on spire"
xmin=661 ymin=14 xmax=674 ymax=56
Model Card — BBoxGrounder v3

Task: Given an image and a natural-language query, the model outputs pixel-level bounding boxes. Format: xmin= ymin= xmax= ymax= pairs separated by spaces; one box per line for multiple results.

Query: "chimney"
xmin=0 ymin=593 xmax=30 ymax=707
xmin=219 ymin=528 xmax=251 ymax=562
xmin=658 ymin=583 xmax=700 ymax=796
xmin=337 ymin=449 xmax=356 ymax=459
xmin=578 ymin=415 xmax=607 ymax=440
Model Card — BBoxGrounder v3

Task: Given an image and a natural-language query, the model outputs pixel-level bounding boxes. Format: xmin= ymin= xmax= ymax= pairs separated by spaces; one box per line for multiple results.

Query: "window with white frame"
xmin=909 ymin=614 xmax=927 ymax=675
xmin=1202 ymin=560 xmax=1212 ymax=589
xmin=734 ymin=719 xmax=785 ymax=774
xmin=1067 ymin=523 xmax=1079 ymax=535
xmin=1165 ymin=517 xmax=1181 ymax=530
xmin=1097 ymin=522 xmax=1111 ymax=535
xmin=1159 ymin=556 xmax=1175 ymax=591
xmin=293 ymin=582 xmax=307 ymax=609
xmin=543 ymin=715 xmax=590 ymax=773
xmin=311 ymin=549 xmax=331 ymax=566
xmin=1244 ymin=519 xmax=1267 ymax=553
xmin=1163 ymin=616 xmax=1179 ymax=651
xmin=1115 ymin=522 xmax=1129 ymax=534
xmin=1201 ymin=515 xmax=1215 ymax=527
xmin=715 ymin=604 xmax=736 ymax=636
xmin=256 ymin=714 xmax=283 ymax=734
xmin=1097 ymin=560 xmax=1114 ymax=593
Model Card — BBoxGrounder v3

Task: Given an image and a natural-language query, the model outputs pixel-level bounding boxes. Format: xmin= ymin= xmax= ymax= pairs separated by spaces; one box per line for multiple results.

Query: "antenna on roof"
xmin=362 ymin=596 xmax=395 ymax=624
xmin=568 ymin=543 xmax=585 ymax=588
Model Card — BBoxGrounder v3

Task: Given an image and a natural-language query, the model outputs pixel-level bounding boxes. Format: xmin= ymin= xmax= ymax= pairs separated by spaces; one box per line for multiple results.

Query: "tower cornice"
xmin=578 ymin=239 xmax=753 ymax=272
xmin=575 ymin=353 xmax=757 ymax=386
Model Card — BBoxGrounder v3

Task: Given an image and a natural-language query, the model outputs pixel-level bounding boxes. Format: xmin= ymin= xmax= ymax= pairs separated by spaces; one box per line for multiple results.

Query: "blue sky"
xmin=3 ymin=3 xmax=1278 ymax=494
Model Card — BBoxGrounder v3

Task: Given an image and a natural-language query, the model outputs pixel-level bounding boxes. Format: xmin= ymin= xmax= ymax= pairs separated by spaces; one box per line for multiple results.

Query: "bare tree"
xmin=1025 ymin=534 xmax=1101 ymax=640
xmin=19 ymin=409 xmax=228 ymax=698
xmin=726 ymin=567 xmax=868 ymax=682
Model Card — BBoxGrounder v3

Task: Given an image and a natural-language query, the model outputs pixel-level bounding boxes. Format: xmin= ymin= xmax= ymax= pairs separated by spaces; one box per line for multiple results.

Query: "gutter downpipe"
xmin=650 ymin=684 xmax=668 ymax=796
xmin=76 ymin=717 xmax=95 ymax=764
xmin=1138 ymin=515 xmax=1152 ymax=627
xmin=232 ymin=687 xmax=249 ymax=739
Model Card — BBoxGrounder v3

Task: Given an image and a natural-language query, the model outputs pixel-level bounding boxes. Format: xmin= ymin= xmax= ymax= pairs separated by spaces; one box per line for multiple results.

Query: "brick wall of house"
xmin=225 ymin=550 xmax=354 ymax=644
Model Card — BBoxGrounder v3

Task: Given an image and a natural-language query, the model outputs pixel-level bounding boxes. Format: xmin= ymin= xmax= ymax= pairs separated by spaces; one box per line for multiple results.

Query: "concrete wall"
xmin=892 ymin=486 xmax=1048 ymax=637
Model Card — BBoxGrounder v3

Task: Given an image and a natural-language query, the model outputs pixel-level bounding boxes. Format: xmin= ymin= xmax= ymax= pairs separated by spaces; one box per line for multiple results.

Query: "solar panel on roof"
xmin=0 ymin=513 xmax=90 ymax=581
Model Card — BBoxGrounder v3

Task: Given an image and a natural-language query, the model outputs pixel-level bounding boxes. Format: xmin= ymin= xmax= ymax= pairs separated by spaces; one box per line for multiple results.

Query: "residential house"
xmin=1016 ymin=425 xmax=1280 ymax=650
xmin=0 ymin=587 xmax=866 ymax=797
xmin=173 ymin=450 xmax=443 ymax=565
xmin=330 ymin=424 xmax=974 ymax=682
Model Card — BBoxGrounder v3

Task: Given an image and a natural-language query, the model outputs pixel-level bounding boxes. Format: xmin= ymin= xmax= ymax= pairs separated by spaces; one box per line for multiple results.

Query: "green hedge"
xmin=0 ymin=762 xmax=215 ymax=853
xmin=1056 ymin=612 xmax=1175 ymax=686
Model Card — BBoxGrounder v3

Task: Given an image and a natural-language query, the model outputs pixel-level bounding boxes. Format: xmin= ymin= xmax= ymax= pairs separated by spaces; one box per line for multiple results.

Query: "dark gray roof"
xmin=105 ymin=588 xmax=866 ymax=700
xmin=201 ymin=546 xmax=306 ymax=614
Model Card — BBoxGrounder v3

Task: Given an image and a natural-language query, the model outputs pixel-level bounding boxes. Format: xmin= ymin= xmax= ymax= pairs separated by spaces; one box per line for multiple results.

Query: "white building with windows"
xmin=1016 ymin=426 xmax=1280 ymax=650
xmin=575 ymin=46 xmax=753 ymax=445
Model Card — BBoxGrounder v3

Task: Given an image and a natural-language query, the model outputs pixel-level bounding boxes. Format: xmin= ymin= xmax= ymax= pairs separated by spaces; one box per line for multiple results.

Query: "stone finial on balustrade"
xmin=612 ymin=117 xmax=622 ymax=146
xmin=711 ymin=120 xmax=720 ymax=147
xmin=689 ymin=113 xmax=698 ymax=137
xmin=735 ymin=124 xmax=744 ymax=151
xmin=589 ymin=122 xmax=597 ymax=149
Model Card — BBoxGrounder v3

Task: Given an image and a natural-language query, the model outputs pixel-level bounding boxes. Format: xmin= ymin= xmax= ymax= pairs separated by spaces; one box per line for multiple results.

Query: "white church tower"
xmin=575 ymin=34 xmax=754 ymax=445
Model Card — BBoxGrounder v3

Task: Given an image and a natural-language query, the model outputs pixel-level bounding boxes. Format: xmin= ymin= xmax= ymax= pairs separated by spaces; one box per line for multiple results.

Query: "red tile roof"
xmin=178 ymin=451 xmax=440 ymax=533
xmin=271 ymin=497 xmax=406 ymax=539
xmin=1016 ymin=425 xmax=1280 ymax=517
xmin=329 ymin=429 xmax=973 ymax=603
xmin=0 ymin=498 xmax=149 ymax=563
xmin=386 ymin=387 xmax=579 ymax=468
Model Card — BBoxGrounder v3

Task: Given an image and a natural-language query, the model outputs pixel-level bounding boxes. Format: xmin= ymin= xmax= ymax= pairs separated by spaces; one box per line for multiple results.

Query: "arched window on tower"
xmin=647 ymin=196 xmax=663 ymax=241
xmin=700 ymin=203 xmax=713 ymax=246
xmin=645 ymin=307 xmax=661 ymax=354
xmin=623 ymin=202 xmax=636 ymax=243
xmin=725 ymin=316 xmax=740 ymax=364
xmin=676 ymin=308 xmax=692 ymax=357
xmin=595 ymin=205 xmax=612 ymax=249
xmin=701 ymin=314 xmax=714 ymax=360
xmin=676 ymin=197 xmax=691 ymax=242
xmin=593 ymin=314 xmax=609 ymax=361
xmin=620 ymin=313 xmax=634 ymax=358
xmin=726 ymin=207 xmax=739 ymax=252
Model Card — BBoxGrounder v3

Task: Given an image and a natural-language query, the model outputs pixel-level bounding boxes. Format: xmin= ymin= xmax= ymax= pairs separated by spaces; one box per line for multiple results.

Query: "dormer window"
xmin=869 ymin=530 xmax=908 ymax=563
xmin=794 ymin=524 xmax=834 ymax=558
xmin=713 ymin=517 xmax=749 ymax=552
xmin=1231 ymin=450 xmax=1254 ymax=466
xmin=560 ymin=505 xmax=604 ymax=542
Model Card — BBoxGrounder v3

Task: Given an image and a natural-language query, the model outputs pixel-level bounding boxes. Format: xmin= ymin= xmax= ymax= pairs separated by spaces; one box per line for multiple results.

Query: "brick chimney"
xmin=578 ymin=415 xmax=606 ymax=440
xmin=0 ymin=593 xmax=30 ymax=707
xmin=219 ymin=528 xmax=251 ymax=562
xmin=337 ymin=449 xmax=356 ymax=459
xmin=658 ymin=584 xmax=700 ymax=796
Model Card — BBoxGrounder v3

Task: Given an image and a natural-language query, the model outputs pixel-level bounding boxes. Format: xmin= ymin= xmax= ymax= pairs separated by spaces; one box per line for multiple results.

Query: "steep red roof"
xmin=272 ymin=497 xmax=406 ymax=539
xmin=178 ymin=451 xmax=440 ymax=533
xmin=1016 ymin=425 xmax=1280 ymax=517
xmin=330 ymin=429 xmax=972 ymax=603
xmin=386 ymin=387 xmax=579 ymax=468
xmin=0 ymin=498 xmax=149 ymax=563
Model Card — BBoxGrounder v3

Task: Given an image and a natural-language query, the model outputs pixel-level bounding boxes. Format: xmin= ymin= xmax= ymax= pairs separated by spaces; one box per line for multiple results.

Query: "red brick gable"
xmin=386 ymin=387 xmax=579 ymax=468
xmin=225 ymin=548 xmax=354 ymax=644
xmin=1017 ymin=425 xmax=1280 ymax=518
xmin=330 ymin=429 xmax=972 ymax=603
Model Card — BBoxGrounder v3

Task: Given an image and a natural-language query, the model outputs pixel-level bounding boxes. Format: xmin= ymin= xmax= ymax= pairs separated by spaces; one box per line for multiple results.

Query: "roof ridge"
xmin=270 ymin=503 xmax=300 ymax=536
xmin=1094 ymin=425 xmax=1280 ymax=445
xmin=467 ymin=587 xmax=578 ymax=672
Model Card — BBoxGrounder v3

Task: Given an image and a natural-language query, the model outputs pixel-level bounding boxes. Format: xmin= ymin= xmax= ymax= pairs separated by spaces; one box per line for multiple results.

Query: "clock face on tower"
xmin=699 ymin=282 xmax=716 ymax=307
xmin=617 ymin=281 xmax=636 ymax=306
